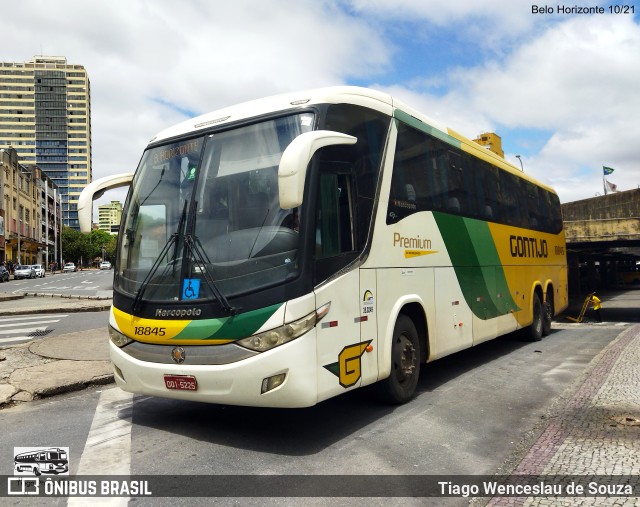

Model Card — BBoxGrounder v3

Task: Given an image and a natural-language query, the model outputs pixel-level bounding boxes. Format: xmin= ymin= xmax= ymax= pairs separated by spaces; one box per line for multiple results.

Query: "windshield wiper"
xmin=132 ymin=200 xmax=188 ymax=312
xmin=184 ymin=233 xmax=240 ymax=315
xmin=132 ymin=199 xmax=239 ymax=315
xmin=183 ymin=199 xmax=239 ymax=315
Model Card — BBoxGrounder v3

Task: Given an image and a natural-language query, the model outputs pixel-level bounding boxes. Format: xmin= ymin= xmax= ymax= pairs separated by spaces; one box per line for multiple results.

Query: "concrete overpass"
xmin=561 ymin=188 xmax=640 ymax=294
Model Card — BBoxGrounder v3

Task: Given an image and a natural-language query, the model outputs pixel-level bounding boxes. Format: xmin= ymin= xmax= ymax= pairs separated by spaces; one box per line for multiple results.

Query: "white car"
xmin=31 ymin=264 xmax=45 ymax=278
xmin=99 ymin=261 xmax=112 ymax=270
xmin=14 ymin=265 xmax=36 ymax=280
xmin=63 ymin=262 xmax=77 ymax=273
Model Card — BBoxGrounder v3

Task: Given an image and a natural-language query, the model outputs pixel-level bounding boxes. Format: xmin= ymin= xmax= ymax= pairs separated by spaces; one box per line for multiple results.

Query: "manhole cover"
xmin=610 ymin=415 xmax=640 ymax=427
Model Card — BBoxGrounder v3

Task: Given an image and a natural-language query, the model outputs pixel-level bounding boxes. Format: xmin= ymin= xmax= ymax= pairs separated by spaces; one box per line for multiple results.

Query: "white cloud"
xmin=2 ymin=1 xmax=638 ymax=209
xmin=3 ymin=0 xmax=392 ymax=209
xmin=374 ymin=14 xmax=640 ymax=203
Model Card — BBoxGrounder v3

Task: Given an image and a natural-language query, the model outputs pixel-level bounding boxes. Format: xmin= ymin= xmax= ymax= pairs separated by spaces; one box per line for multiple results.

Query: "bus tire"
xmin=528 ymin=293 xmax=543 ymax=342
xmin=33 ymin=467 xmax=41 ymax=476
xmin=542 ymin=292 xmax=553 ymax=337
xmin=378 ymin=314 xmax=421 ymax=404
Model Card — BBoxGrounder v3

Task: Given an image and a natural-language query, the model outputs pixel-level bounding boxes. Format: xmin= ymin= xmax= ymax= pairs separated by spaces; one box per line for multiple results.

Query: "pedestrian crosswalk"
xmin=0 ymin=314 xmax=69 ymax=345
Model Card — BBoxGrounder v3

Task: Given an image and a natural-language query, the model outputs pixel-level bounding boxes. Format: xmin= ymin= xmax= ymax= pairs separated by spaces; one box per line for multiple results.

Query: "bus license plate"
xmin=164 ymin=375 xmax=198 ymax=391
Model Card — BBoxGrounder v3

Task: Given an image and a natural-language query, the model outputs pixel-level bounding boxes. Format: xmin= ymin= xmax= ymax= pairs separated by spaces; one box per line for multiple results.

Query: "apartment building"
xmin=98 ymin=200 xmax=122 ymax=234
xmin=0 ymin=55 xmax=91 ymax=230
xmin=1 ymin=147 xmax=62 ymax=266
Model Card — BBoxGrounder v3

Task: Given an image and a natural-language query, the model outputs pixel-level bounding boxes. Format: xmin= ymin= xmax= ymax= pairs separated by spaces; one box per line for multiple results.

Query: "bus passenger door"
xmin=313 ymin=169 xmax=375 ymax=402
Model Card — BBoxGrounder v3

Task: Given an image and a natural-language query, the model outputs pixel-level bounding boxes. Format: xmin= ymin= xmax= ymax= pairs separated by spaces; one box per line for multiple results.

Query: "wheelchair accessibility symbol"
xmin=182 ymin=279 xmax=200 ymax=300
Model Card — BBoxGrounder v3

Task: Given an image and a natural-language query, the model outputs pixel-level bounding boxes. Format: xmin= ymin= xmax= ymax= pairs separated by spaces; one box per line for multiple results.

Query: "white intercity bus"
xmin=79 ymin=86 xmax=567 ymax=407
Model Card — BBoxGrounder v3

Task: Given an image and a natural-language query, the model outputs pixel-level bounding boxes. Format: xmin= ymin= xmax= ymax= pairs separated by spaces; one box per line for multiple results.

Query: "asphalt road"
xmin=0 ymin=269 xmax=114 ymax=298
xmin=0 ymin=323 xmax=623 ymax=506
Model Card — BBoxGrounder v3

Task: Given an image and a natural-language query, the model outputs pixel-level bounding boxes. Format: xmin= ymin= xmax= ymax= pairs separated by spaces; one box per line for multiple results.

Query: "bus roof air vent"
xmin=195 ymin=116 xmax=231 ymax=129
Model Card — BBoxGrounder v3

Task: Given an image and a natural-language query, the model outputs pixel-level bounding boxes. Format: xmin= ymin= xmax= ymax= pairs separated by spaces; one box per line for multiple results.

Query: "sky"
xmin=3 ymin=0 xmax=639 ymax=212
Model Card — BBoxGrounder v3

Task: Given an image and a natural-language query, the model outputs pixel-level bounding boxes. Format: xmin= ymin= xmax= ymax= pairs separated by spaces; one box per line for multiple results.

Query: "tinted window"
xmin=387 ymin=120 xmax=562 ymax=234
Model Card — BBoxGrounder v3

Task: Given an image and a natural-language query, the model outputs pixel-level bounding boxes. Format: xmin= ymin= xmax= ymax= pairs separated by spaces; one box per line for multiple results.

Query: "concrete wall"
xmin=562 ymin=189 xmax=640 ymax=243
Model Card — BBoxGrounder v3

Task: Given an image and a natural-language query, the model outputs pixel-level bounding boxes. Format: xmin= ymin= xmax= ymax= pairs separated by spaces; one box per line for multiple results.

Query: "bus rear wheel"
xmin=542 ymin=291 xmax=553 ymax=337
xmin=379 ymin=315 xmax=421 ymax=404
xmin=528 ymin=293 xmax=543 ymax=342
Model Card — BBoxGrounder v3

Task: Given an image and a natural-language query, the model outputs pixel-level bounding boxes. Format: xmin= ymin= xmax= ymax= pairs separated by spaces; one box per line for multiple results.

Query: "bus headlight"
xmin=237 ymin=302 xmax=330 ymax=353
xmin=109 ymin=325 xmax=133 ymax=347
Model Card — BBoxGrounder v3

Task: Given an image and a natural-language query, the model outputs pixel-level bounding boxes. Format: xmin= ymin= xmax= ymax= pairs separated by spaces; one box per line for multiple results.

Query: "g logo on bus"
xmin=323 ymin=341 xmax=372 ymax=388
xmin=171 ymin=347 xmax=186 ymax=364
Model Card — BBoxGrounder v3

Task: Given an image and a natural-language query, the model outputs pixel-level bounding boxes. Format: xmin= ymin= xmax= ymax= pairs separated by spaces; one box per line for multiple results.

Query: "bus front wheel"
xmin=379 ymin=315 xmax=421 ymax=404
xmin=528 ymin=294 xmax=544 ymax=342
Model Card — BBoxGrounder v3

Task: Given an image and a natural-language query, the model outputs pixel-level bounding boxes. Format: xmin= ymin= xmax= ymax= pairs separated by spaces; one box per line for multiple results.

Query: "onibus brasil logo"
xmin=8 ymin=447 xmax=69 ymax=496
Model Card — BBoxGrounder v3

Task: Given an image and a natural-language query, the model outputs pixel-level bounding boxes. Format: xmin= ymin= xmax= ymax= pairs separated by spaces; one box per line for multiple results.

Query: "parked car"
xmin=99 ymin=261 xmax=112 ymax=270
xmin=31 ymin=264 xmax=45 ymax=278
xmin=63 ymin=262 xmax=77 ymax=273
xmin=0 ymin=266 xmax=9 ymax=282
xmin=14 ymin=265 xmax=36 ymax=280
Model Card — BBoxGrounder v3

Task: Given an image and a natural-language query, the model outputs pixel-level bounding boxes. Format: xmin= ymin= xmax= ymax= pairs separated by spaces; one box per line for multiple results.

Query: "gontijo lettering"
xmin=509 ymin=235 xmax=548 ymax=258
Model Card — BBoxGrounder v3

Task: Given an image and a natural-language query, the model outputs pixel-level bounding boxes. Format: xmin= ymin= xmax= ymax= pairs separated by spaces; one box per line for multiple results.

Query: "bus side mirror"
xmin=78 ymin=172 xmax=134 ymax=233
xmin=278 ymin=130 xmax=356 ymax=209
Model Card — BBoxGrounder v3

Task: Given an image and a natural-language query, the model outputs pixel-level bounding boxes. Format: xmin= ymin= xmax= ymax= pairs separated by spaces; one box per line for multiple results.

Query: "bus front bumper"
xmin=109 ymin=334 xmax=319 ymax=408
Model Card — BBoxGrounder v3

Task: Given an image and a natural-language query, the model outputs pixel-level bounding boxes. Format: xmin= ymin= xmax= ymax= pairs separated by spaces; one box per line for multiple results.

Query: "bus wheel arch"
xmin=377 ymin=303 xmax=427 ymax=404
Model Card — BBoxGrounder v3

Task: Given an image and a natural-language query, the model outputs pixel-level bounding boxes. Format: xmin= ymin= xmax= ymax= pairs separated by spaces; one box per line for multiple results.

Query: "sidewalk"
xmin=0 ymin=293 xmax=113 ymax=407
xmin=484 ymin=323 xmax=640 ymax=506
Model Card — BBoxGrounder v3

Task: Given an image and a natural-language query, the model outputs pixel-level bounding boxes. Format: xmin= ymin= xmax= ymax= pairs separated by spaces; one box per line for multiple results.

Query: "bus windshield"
xmin=115 ymin=113 xmax=314 ymax=304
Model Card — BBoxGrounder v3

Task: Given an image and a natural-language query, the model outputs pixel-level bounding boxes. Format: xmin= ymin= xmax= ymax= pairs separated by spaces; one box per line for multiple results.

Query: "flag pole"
xmin=603 ymin=170 xmax=607 ymax=195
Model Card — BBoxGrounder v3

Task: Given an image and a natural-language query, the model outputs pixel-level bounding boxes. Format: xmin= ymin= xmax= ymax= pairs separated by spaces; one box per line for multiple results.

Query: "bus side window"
xmin=316 ymin=171 xmax=355 ymax=258
xmin=314 ymin=169 xmax=357 ymax=283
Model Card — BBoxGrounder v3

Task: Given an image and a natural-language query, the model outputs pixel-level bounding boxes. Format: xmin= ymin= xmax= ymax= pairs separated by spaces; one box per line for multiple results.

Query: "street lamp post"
xmin=515 ymin=155 xmax=524 ymax=171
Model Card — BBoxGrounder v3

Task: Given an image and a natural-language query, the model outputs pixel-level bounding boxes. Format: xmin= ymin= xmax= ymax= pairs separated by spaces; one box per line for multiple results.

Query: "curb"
xmin=21 ymin=292 xmax=112 ymax=300
xmin=1 ymin=305 xmax=113 ymax=316
xmin=0 ymin=295 xmax=25 ymax=302
xmin=0 ymin=374 xmax=115 ymax=409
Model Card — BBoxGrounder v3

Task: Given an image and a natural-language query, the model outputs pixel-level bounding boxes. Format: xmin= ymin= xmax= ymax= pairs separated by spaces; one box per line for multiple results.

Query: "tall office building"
xmin=0 ymin=55 xmax=92 ymax=230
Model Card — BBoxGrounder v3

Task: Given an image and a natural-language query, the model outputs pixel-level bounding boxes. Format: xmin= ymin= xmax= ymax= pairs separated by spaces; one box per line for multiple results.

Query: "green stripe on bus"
xmin=393 ymin=109 xmax=462 ymax=149
xmin=174 ymin=303 xmax=283 ymax=340
xmin=433 ymin=212 xmax=518 ymax=319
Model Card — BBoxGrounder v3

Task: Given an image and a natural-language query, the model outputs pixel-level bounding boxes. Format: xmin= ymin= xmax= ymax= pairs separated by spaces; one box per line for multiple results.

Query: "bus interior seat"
xmin=405 ymin=184 xmax=416 ymax=202
xmin=447 ymin=197 xmax=461 ymax=213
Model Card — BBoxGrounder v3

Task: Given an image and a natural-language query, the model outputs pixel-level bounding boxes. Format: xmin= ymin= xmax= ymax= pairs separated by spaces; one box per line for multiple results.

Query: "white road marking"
xmin=0 ymin=335 xmax=36 ymax=343
xmin=68 ymin=388 xmax=134 ymax=507
xmin=0 ymin=314 xmax=68 ymax=322
xmin=0 ymin=319 xmax=62 ymax=329
xmin=0 ymin=326 xmax=47 ymax=335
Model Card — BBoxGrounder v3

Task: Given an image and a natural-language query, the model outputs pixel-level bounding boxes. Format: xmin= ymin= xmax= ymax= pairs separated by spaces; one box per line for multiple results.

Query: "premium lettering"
xmin=393 ymin=233 xmax=432 ymax=250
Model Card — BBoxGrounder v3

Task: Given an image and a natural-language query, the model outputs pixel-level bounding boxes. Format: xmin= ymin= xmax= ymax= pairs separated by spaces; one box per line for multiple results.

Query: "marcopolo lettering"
xmin=509 ymin=235 xmax=548 ymax=258
xmin=155 ymin=308 xmax=202 ymax=317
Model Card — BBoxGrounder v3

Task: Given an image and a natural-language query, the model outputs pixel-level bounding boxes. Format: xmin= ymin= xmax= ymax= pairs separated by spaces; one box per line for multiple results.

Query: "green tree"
xmin=61 ymin=227 xmax=118 ymax=267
